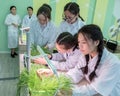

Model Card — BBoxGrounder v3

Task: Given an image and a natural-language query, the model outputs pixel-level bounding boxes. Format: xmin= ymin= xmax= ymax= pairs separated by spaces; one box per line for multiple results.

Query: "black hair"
xmin=37 ymin=4 xmax=51 ymax=20
xmin=42 ymin=3 xmax=52 ymax=12
xmin=27 ymin=6 xmax=33 ymax=11
xmin=64 ymin=2 xmax=84 ymax=21
xmin=10 ymin=6 xmax=16 ymax=10
xmin=56 ymin=32 xmax=78 ymax=50
xmin=78 ymin=24 xmax=104 ymax=81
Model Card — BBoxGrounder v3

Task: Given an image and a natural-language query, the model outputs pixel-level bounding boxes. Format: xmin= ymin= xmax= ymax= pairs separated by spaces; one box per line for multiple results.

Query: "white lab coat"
xmin=66 ymin=48 xmax=120 ymax=96
xmin=5 ymin=13 xmax=21 ymax=48
xmin=50 ymin=49 xmax=82 ymax=71
xmin=58 ymin=18 xmax=85 ymax=35
xmin=22 ymin=14 xmax=37 ymax=27
xmin=30 ymin=20 xmax=58 ymax=49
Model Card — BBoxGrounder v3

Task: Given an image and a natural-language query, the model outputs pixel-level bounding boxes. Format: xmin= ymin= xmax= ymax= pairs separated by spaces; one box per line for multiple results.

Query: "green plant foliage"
xmin=41 ymin=47 xmax=51 ymax=54
xmin=31 ymin=44 xmax=51 ymax=56
xmin=31 ymin=44 xmax=40 ymax=56
xmin=17 ymin=64 xmax=72 ymax=96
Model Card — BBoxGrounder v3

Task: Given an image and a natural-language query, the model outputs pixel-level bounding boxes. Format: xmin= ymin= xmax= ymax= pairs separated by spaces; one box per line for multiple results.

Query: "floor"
xmin=0 ymin=53 xmax=19 ymax=96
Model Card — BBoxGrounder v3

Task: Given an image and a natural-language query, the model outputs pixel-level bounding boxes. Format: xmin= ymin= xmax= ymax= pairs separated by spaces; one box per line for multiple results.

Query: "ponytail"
xmin=89 ymin=50 xmax=103 ymax=81
xmin=78 ymin=15 xmax=84 ymax=21
xmin=84 ymin=55 xmax=89 ymax=74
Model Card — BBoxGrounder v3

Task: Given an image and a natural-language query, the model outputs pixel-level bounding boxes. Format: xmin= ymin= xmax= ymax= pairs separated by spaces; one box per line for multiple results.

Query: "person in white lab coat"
xmin=58 ymin=2 xmax=85 ymax=35
xmin=66 ymin=24 xmax=120 ymax=96
xmin=30 ymin=4 xmax=58 ymax=50
xmin=33 ymin=32 xmax=82 ymax=71
xmin=5 ymin=6 xmax=21 ymax=58
xmin=22 ymin=6 xmax=37 ymax=31
xmin=36 ymin=24 xmax=120 ymax=96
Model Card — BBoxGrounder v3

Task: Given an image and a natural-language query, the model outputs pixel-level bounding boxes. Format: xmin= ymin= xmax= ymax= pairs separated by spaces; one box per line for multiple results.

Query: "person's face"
xmin=11 ymin=7 xmax=16 ymax=15
xmin=27 ymin=8 xmax=33 ymax=16
xmin=37 ymin=14 xmax=49 ymax=25
xmin=78 ymin=33 xmax=99 ymax=56
xmin=63 ymin=10 xmax=78 ymax=24
xmin=55 ymin=43 xmax=69 ymax=54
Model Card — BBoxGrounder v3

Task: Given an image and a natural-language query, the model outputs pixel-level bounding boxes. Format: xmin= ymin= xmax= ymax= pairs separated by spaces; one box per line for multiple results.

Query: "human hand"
xmin=24 ymin=28 xmax=29 ymax=31
xmin=57 ymin=89 xmax=72 ymax=96
xmin=36 ymin=69 xmax=54 ymax=77
xmin=12 ymin=23 xmax=18 ymax=27
xmin=44 ymin=45 xmax=48 ymax=49
xmin=33 ymin=57 xmax=47 ymax=65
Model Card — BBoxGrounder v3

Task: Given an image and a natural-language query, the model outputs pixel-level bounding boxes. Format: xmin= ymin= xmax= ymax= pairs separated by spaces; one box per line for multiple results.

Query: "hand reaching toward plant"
xmin=36 ymin=69 xmax=54 ymax=77
xmin=33 ymin=57 xmax=47 ymax=65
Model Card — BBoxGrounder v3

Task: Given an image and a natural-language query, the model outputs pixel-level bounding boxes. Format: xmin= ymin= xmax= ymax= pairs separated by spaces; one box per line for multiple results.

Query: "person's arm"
xmin=65 ymin=59 xmax=85 ymax=84
xmin=33 ymin=53 xmax=65 ymax=65
xmin=51 ymin=50 xmax=82 ymax=71
xmin=50 ymin=53 xmax=65 ymax=61
xmin=72 ymin=84 xmax=98 ymax=96
xmin=5 ymin=15 xmax=12 ymax=26
xmin=12 ymin=15 xmax=21 ymax=28
xmin=72 ymin=59 xmax=120 ymax=96
xmin=46 ymin=23 xmax=58 ymax=50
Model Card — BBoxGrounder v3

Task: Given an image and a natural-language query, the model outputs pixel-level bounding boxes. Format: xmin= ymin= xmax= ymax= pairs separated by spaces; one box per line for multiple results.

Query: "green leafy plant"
xmin=31 ymin=44 xmax=40 ymax=56
xmin=31 ymin=44 xmax=51 ymax=56
xmin=17 ymin=64 xmax=72 ymax=96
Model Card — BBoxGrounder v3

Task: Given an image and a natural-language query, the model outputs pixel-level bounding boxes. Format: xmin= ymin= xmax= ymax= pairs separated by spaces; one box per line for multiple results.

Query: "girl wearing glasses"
xmin=30 ymin=4 xmax=57 ymax=50
xmin=58 ymin=2 xmax=85 ymax=35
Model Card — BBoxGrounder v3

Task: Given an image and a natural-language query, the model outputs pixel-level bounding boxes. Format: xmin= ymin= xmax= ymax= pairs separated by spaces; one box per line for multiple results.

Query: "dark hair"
xmin=37 ymin=4 xmax=51 ymax=20
xmin=10 ymin=6 xmax=16 ymax=10
xmin=27 ymin=6 xmax=33 ymax=11
xmin=64 ymin=2 xmax=84 ymax=21
xmin=78 ymin=24 xmax=104 ymax=81
xmin=56 ymin=32 xmax=77 ymax=50
xmin=42 ymin=3 xmax=52 ymax=12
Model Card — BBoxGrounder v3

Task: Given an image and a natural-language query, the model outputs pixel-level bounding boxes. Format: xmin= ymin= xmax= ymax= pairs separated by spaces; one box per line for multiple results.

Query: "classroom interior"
xmin=0 ymin=0 xmax=120 ymax=96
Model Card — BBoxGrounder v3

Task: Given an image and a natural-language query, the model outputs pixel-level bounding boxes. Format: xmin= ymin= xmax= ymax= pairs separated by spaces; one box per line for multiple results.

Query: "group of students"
xmin=5 ymin=2 xmax=84 ymax=58
xmin=35 ymin=25 xmax=120 ymax=96
xmin=5 ymin=2 xmax=120 ymax=96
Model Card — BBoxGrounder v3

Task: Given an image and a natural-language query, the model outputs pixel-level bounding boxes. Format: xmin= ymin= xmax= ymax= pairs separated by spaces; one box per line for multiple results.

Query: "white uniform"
xmin=30 ymin=20 xmax=58 ymax=49
xmin=50 ymin=49 xmax=82 ymax=71
xmin=58 ymin=18 xmax=85 ymax=35
xmin=22 ymin=14 xmax=37 ymax=27
xmin=66 ymin=48 xmax=120 ymax=96
xmin=5 ymin=13 xmax=21 ymax=48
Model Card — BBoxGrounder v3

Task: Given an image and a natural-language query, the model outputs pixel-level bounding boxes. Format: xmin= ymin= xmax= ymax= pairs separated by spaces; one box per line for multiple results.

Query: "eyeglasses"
xmin=62 ymin=14 xmax=76 ymax=22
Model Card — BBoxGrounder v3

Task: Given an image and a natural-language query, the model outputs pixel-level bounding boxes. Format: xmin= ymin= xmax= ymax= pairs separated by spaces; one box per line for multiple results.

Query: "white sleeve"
xmin=66 ymin=66 xmax=84 ymax=84
xmin=72 ymin=60 xmax=120 ymax=96
xmin=47 ymin=25 xmax=58 ymax=49
xmin=91 ymin=61 xmax=120 ymax=96
xmin=51 ymin=59 xmax=74 ymax=71
xmin=5 ymin=15 xmax=12 ymax=26
xmin=65 ymin=55 xmax=86 ymax=83
xmin=51 ymin=52 xmax=82 ymax=71
xmin=51 ymin=53 xmax=66 ymax=61
xmin=72 ymin=84 xmax=98 ymax=96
